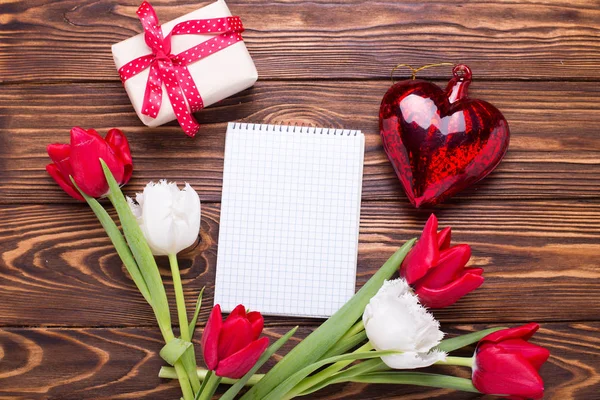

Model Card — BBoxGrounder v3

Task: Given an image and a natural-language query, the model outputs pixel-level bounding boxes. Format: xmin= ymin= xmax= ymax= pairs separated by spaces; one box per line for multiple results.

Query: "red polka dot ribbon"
xmin=119 ymin=1 xmax=245 ymax=137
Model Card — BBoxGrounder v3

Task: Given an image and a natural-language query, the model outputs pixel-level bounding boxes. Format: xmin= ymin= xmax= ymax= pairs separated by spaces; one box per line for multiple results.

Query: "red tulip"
xmin=473 ymin=323 xmax=550 ymax=399
xmin=46 ymin=127 xmax=133 ymax=200
xmin=201 ymin=304 xmax=269 ymax=379
xmin=400 ymin=214 xmax=484 ymax=308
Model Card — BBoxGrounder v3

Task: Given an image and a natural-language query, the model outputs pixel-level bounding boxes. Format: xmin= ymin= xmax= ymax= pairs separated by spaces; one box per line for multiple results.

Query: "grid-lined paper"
xmin=214 ymin=123 xmax=365 ymax=318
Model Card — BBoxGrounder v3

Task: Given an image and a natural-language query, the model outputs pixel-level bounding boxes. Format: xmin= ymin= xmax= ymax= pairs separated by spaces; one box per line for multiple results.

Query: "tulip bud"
xmin=202 ymin=304 xmax=269 ymax=379
xmin=473 ymin=323 xmax=550 ymax=399
xmin=128 ymin=180 xmax=201 ymax=256
xmin=400 ymin=214 xmax=484 ymax=308
xmin=46 ymin=127 xmax=132 ymax=200
xmin=362 ymin=278 xmax=446 ymax=369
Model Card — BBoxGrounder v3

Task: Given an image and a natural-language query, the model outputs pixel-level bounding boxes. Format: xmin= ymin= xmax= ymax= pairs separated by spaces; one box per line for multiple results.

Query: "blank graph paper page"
xmin=214 ymin=122 xmax=365 ymax=318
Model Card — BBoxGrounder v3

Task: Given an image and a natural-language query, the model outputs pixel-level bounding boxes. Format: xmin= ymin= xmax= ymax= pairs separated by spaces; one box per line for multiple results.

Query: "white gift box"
xmin=112 ymin=0 xmax=258 ymax=129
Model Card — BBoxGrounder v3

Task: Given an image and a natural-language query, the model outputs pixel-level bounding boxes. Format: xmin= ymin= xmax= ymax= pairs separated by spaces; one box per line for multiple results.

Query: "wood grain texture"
xmin=1 ymin=81 xmax=599 ymax=204
xmin=1 ymin=201 xmax=599 ymax=327
xmin=1 ymin=0 xmax=600 ymax=83
xmin=2 ymin=0 xmax=600 ymax=398
xmin=0 ymin=323 xmax=598 ymax=399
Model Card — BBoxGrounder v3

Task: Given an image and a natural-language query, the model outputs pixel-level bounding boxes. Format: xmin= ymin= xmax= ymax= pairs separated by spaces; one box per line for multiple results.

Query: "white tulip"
xmin=128 ymin=180 xmax=201 ymax=256
xmin=363 ymin=278 xmax=446 ymax=369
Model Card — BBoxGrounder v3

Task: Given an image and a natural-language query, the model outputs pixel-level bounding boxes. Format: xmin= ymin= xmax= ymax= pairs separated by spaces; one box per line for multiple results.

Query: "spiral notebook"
xmin=214 ymin=122 xmax=365 ymax=318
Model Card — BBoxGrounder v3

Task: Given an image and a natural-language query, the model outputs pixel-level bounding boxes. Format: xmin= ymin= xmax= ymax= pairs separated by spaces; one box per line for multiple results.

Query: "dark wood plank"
xmin=0 ymin=323 xmax=598 ymax=399
xmin=1 ymin=81 xmax=599 ymax=204
xmin=1 ymin=0 xmax=600 ymax=83
xmin=1 ymin=200 xmax=599 ymax=327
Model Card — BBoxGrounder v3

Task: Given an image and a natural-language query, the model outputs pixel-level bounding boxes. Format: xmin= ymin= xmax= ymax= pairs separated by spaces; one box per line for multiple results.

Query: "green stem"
xmin=159 ymin=367 xmax=264 ymax=386
xmin=169 ymin=254 xmax=190 ymax=342
xmin=320 ymin=331 xmax=367 ymax=361
xmin=296 ymin=359 xmax=388 ymax=397
xmin=174 ymin=361 xmax=195 ymax=400
xmin=436 ymin=327 xmax=506 ymax=353
xmin=163 ymin=330 xmax=195 ymax=400
xmin=320 ymin=320 xmax=366 ymax=360
xmin=198 ymin=371 xmax=222 ymax=400
xmin=344 ymin=320 xmax=365 ymax=339
xmin=169 ymin=254 xmax=201 ymax=393
xmin=348 ymin=371 xmax=480 ymax=393
xmin=197 ymin=370 xmax=212 ymax=398
xmin=437 ymin=356 xmax=474 ymax=368
xmin=285 ymin=342 xmax=373 ymax=399
xmin=264 ymin=349 xmax=396 ymax=400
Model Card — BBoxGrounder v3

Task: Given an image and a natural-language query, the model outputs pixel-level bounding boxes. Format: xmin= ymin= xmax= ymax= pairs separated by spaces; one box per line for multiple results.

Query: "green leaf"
xmin=197 ymin=372 xmax=222 ymax=400
xmin=196 ymin=369 xmax=212 ymax=399
xmin=160 ymin=338 xmax=193 ymax=366
xmin=193 ymin=384 xmax=202 ymax=400
xmin=72 ymin=179 xmax=151 ymax=304
xmin=349 ymin=372 xmax=480 ymax=393
xmin=241 ymin=239 xmax=416 ymax=400
xmin=436 ymin=327 xmax=506 ymax=353
xmin=193 ymin=384 xmax=201 ymax=400
xmin=285 ymin=341 xmax=372 ymax=399
xmin=188 ymin=287 xmax=205 ymax=339
xmin=100 ymin=160 xmax=172 ymax=333
xmin=296 ymin=358 xmax=387 ymax=397
xmin=320 ymin=330 xmax=367 ymax=360
xmin=263 ymin=350 xmax=397 ymax=400
xmin=221 ymin=326 xmax=298 ymax=400
xmin=159 ymin=366 xmax=264 ymax=386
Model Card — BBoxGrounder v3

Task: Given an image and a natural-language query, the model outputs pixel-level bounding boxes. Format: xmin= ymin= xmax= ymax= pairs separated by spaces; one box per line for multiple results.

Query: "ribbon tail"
xmin=161 ymin=64 xmax=201 ymax=137
xmin=141 ymin=61 xmax=164 ymax=119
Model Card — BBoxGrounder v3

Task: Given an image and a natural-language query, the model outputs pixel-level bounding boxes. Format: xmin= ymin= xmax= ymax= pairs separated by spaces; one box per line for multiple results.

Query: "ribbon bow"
xmin=119 ymin=1 xmax=245 ymax=137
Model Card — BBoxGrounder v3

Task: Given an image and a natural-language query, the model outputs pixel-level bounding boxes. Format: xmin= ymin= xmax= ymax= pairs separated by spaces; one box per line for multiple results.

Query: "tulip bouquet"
xmin=46 ymin=127 xmax=297 ymax=400
xmin=161 ymin=216 xmax=548 ymax=399
xmin=192 ymin=223 xmax=548 ymax=400
xmin=47 ymin=127 xmax=549 ymax=400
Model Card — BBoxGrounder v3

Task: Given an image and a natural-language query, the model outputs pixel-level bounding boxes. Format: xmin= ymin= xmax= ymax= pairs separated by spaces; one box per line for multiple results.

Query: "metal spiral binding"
xmin=229 ymin=122 xmax=359 ymax=136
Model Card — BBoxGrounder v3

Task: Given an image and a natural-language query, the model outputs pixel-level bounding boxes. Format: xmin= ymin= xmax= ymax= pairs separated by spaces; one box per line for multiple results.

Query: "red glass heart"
xmin=379 ymin=64 xmax=510 ymax=207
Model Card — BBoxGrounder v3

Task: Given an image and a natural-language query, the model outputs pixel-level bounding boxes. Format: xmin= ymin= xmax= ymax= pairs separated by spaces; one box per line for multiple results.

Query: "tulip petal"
xmin=247 ymin=311 xmax=264 ymax=340
xmin=138 ymin=181 xmax=176 ymax=255
xmin=465 ymin=267 xmax=484 ymax=276
xmin=481 ymin=323 xmax=540 ymax=345
xmin=46 ymin=164 xmax=84 ymax=201
xmin=218 ymin=315 xmax=254 ymax=360
xmin=364 ymin=279 xmax=444 ymax=358
xmin=202 ymin=304 xmax=223 ymax=370
xmin=173 ymin=183 xmax=201 ymax=253
xmin=416 ymin=244 xmax=472 ymax=289
xmin=47 ymin=143 xmax=73 ymax=177
xmin=127 ymin=196 xmax=142 ymax=220
xmin=474 ymin=347 xmax=545 ymax=399
xmin=401 ymin=214 xmax=439 ymax=283
xmin=225 ymin=304 xmax=247 ymax=322
xmin=496 ymin=339 xmax=550 ymax=371
xmin=69 ymin=127 xmax=124 ymax=197
xmin=105 ymin=128 xmax=133 ymax=184
xmin=380 ymin=349 xmax=446 ymax=370
xmin=437 ymin=226 xmax=452 ymax=250
xmin=415 ymin=272 xmax=484 ymax=308
xmin=216 ymin=337 xmax=269 ymax=379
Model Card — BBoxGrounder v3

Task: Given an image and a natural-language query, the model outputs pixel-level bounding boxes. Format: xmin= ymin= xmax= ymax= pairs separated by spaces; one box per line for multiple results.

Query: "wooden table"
xmin=1 ymin=0 xmax=599 ymax=398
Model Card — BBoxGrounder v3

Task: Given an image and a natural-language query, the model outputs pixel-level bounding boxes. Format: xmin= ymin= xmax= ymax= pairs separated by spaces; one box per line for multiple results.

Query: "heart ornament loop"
xmin=380 ymin=63 xmax=510 ymax=208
